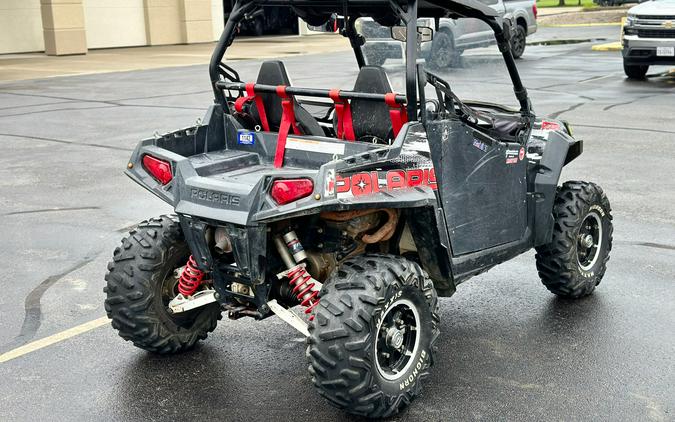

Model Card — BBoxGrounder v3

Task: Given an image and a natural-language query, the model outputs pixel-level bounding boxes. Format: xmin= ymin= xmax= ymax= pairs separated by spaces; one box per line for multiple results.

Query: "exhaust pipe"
xmin=214 ymin=227 xmax=232 ymax=254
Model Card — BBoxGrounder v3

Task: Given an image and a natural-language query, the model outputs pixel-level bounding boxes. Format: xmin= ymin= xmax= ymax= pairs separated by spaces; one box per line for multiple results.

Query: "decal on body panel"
xmin=336 ymin=168 xmax=437 ymax=198
xmin=324 ymin=169 xmax=336 ymax=198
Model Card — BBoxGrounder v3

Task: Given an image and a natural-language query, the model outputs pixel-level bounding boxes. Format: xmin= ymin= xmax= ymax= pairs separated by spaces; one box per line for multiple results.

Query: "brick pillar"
xmin=144 ymin=0 xmax=212 ymax=45
xmin=180 ymin=0 xmax=213 ymax=43
xmin=144 ymin=0 xmax=183 ymax=45
xmin=41 ymin=0 xmax=87 ymax=55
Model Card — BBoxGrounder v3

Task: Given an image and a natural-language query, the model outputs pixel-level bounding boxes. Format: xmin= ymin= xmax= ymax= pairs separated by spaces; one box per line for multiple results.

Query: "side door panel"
xmin=428 ymin=119 xmax=527 ymax=255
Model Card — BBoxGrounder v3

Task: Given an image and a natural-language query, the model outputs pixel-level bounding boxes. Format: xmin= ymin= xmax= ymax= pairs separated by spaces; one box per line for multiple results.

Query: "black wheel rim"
xmin=512 ymin=28 xmax=525 ymax=57
xmin=577 ymin=212 xmax=602 ymax=271
xmin=160 ymin=265 xmax=183 ymax=306
xmin=375 ymin=298 xmax=420 ymax=380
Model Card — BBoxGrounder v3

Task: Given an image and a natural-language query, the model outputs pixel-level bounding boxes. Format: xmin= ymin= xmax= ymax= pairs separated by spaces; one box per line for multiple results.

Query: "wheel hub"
xmin=577 ymin=211 xmax=603 ymax=271
xmin=386 ymin=327 xmax=405 ymax=349
xmin=581 ymin=234 xmax=594 ymax=248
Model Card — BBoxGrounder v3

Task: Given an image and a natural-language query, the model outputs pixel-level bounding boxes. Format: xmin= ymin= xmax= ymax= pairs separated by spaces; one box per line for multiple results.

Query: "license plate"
xmin=656 ymin=46 xmax=675 ymax=57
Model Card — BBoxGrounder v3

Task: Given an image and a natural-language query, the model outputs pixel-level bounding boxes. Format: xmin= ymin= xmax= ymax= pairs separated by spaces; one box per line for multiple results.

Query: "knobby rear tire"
xmin=104 ymin=215 xmax=221 ymax=354
xmin=306 ymin=254 xmax=440 ymax=418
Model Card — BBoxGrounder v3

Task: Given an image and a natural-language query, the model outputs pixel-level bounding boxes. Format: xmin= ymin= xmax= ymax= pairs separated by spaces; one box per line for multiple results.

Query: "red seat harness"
xmin=234 ymin=83 xmax=270 ymax=132
xmin=329 ymin=89 xmax=356 ymax=142
xmin=273 ymin=85 xmax=301 ymax=168
xmin=385 ymin=93 xmax=408 ymax=137
xmin=235 ymin=83 xmax=407 ymax=168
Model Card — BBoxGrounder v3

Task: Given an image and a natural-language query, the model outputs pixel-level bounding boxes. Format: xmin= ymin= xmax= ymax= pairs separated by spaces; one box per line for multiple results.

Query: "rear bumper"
xmin=527 ymin=22 xmax=537 ymax=36
xmin=623 ymin=35 xmax=675 ymax=65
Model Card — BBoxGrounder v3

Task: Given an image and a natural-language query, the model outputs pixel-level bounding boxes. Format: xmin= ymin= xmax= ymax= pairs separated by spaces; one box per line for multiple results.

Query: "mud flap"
xmin=427 ymin=119 xmax=527 ymax=255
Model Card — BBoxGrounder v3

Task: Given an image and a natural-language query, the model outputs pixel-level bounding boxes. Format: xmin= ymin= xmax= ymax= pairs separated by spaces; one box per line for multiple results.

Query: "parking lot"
xmin=1 ymin=25 xmax=674 ymax=421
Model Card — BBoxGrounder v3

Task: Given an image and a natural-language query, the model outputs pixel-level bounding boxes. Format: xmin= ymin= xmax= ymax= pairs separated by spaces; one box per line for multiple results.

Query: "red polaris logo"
xmin=337 ymin=168 xmax=437 ymax=196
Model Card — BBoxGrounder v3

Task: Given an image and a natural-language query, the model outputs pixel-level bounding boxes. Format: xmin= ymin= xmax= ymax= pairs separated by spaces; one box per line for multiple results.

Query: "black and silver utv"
xmin=104 ymin=0 xmax=613 ymax=418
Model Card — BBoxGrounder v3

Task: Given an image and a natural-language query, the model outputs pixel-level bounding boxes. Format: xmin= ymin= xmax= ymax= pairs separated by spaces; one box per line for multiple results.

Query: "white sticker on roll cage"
xmin=285 ymin=137 xmax=345 ymax=155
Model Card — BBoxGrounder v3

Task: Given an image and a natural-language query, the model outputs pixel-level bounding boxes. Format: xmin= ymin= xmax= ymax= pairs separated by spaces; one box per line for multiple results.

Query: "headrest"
xmin=351 ymin=66 xmax=395 ymax=142
xmin=353 ymin=66 xmax=393 ymax=94
xmin=256 ymin=60 xmax=292 ymax=86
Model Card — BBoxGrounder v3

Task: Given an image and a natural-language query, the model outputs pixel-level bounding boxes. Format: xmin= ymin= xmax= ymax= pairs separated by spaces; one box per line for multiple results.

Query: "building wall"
xmin=84 ymin=0 xmax=147 ymax=49
xmin=211 ymin=0 xmax=224 ymax=40
xmin=0 ymin=0 xmax=45 ymax=54
xmin=0 ymin=1 xmax=243 ymax=55
xmin=181 ymin=0 xmax=214 ymax=44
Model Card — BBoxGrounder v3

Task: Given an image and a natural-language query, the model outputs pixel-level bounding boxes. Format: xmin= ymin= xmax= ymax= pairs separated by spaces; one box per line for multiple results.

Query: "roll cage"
xmin=209 ymin=0 xmax=533 ymax=130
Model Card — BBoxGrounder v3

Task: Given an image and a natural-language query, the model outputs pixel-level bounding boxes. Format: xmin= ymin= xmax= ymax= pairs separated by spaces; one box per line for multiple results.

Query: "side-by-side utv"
xmin=104 ymin=0 xmax=613 ymax=417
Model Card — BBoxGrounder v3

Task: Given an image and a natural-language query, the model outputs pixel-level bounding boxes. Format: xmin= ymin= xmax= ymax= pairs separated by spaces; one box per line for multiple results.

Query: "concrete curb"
xmin=0 ymin=34 xmax=350 ymax=83
xmin=540 ymin=22 xmax=622 ymax=28
xmin=590 ymin=17 xmax=624 ymax=52
xmin=528 ymin=38 xmax=601 ymax=46
xmin=536 ymin=6 xmax=583 ymax=17
xmin=591 ymin=42 xmax=622 ymax=52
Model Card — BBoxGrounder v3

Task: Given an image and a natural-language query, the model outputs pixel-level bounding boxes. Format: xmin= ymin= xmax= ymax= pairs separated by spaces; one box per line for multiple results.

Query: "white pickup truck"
xmin=622 ymin=0 xmax=675 ymax=79
xmin=358 ymin=0 xmax=538 ymax=68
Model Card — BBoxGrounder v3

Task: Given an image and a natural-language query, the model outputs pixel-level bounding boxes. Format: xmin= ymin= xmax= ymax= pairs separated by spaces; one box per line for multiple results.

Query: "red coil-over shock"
xmin=286 ymin=266 xmax=320 ymax=318
xmin=281 ymin=231 xmax=320 ymax=319
xmin=177 ymin=255 xmax=205 ymax=296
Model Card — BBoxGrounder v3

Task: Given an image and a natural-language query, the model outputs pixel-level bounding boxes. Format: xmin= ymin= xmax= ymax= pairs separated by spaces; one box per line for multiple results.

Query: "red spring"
xmin=287 ymin=265 xmax=320 ymax=319
xmin=177 ymin=255 xmax=205 ymax=297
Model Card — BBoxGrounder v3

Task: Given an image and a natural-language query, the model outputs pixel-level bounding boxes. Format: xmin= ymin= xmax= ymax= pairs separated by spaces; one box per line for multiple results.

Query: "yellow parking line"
xmin=0 ymin=317 xmax=110 ymax=364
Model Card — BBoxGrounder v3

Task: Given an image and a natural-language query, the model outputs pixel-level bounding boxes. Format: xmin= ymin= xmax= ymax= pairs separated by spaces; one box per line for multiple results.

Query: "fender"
xmin=533 ymin=131 xmax=582 ymax=246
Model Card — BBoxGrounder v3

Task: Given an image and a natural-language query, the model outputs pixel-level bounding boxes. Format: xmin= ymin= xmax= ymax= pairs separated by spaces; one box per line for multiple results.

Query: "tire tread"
xmin=535 ymin=181 xmax=613 ymax=298
xmin=104 ymin=215 xmax=221 ymax=354
xmin=306 ymin=254 xmax=439 ymax=418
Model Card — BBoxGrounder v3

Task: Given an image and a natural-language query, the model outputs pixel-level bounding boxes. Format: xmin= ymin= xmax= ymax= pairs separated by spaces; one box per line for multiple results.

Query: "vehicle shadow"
xmin=113 ymin=331 xmax=369 ymax=421
xmin=113 ymin=292 xmax=612 ymax=421
xmin=626 ymin=69 xmax=675 ymax=87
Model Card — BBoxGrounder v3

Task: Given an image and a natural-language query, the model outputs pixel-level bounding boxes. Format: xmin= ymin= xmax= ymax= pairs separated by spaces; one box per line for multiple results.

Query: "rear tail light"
xmin=541 ymin=121 xmax=561 ymax=131
xmin=142 ymin=155 xmax=173 ymax=185
xmin=270 ymin=178 xmax=314 ymax=205
xmin=533 ymin=4 xmax=537 ymax=19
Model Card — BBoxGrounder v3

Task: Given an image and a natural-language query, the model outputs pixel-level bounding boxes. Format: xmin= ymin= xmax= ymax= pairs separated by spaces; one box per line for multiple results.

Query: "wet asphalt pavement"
xmin=0 ymin=26 xmax=674 ymax=421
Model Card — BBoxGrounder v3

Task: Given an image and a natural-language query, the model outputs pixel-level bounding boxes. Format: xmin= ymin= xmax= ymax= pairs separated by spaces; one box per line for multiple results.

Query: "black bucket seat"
xmin=349 ymin=66 xmax=396 ymax=142
xmin=251 ymin=60 xmax=324 ymax=136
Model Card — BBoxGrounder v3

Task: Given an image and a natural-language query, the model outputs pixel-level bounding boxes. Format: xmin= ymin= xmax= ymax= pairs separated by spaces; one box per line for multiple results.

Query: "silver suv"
xmin=623 ymin=0 xmax=675 ymax=79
